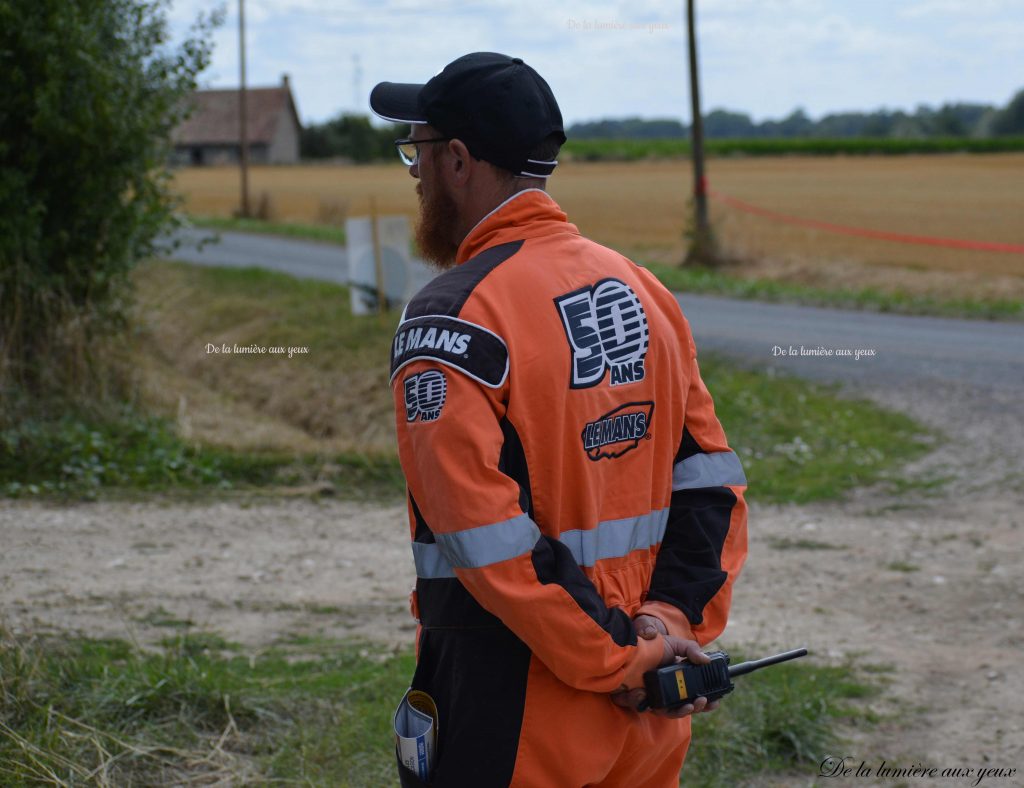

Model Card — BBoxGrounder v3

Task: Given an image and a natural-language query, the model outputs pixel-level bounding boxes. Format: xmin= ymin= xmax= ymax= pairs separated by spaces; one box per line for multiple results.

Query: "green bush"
xmin=0 ymin=0 xmax=218 ymax=402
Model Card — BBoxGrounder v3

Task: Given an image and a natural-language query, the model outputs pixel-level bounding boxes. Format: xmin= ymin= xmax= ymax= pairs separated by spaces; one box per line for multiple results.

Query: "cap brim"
xmin=369 ymin=82 xmax=428 ymax=124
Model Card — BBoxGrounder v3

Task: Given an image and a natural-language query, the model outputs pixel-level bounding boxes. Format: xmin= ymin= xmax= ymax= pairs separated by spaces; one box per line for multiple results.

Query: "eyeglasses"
xmin=394 ymin=137 xmax=451 ymax=166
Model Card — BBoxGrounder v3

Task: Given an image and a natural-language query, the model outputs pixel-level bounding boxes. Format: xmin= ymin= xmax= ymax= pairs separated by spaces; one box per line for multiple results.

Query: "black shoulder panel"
xmin=403 ymin=240 xmax=524 ymax=319
xmin=390 ymin=315 xmax=509 ymax=387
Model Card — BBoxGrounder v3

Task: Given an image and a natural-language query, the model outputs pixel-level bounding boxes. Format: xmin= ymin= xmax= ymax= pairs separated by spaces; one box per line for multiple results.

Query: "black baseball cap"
xmin=369 ymin=52 xmax=566 ymax=178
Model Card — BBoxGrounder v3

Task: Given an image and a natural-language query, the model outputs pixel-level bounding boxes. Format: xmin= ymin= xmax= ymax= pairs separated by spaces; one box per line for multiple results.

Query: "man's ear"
xmin=446 ymin=139 xmax=473 ymax=186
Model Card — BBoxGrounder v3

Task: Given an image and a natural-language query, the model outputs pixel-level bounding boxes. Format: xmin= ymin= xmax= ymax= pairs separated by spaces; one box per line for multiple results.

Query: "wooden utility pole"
xmin=238 ymin=0 xmax=251 ymax=217
xmin=685 ymin=0 xmax=716 ymax=264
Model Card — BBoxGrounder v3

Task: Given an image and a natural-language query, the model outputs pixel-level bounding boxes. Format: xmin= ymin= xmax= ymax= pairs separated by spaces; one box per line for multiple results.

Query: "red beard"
xmin=415 ymin=178 xmax=460 ymax=271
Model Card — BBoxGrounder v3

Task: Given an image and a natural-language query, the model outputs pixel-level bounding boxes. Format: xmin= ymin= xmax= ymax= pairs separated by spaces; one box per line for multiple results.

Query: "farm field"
xmin=172 ymin=154 xmax=1024 ymax=295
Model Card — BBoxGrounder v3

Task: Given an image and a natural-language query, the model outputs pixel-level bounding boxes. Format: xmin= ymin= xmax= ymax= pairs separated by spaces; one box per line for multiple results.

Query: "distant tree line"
xmin=568 ymin=88 xmax=1024 ymax=140
xmin=300 ymin=114 xmax=404 ymax=161
xmin=300 ymin=89 xmax=1024 ymax=160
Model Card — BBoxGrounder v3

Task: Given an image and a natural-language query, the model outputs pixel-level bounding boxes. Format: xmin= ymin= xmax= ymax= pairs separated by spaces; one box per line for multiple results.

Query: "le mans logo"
xmin=581 ymin=402 xmax=654 ymax=460
xmin=555 ymin=278 xmax=650 ymax=389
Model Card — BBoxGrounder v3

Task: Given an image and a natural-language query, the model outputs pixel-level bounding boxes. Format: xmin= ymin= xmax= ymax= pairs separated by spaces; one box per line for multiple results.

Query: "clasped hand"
xmin=610 ymin=614 xmax=721 ymax=719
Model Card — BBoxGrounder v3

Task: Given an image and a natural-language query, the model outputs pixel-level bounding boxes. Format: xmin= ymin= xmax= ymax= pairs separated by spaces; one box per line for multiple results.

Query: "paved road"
xmin=170 ymin=227 xmax=351 ymax=284
xmin=677 ymin=294 xmax=1024 ymax=392
xmin=168 ymin=228 xmax=1024 ymax=391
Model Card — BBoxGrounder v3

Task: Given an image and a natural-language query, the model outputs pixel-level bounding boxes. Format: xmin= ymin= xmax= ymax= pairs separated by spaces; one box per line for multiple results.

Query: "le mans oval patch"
xmin=581 ymin=401 xmax=654 ymax=460
xmin=390 ymin=314 xmax=509 ymax=388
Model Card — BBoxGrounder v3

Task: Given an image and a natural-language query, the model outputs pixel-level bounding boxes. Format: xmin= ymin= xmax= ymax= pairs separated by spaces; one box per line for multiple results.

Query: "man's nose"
xmin=409 ymin=161 xmax=420 ymax=179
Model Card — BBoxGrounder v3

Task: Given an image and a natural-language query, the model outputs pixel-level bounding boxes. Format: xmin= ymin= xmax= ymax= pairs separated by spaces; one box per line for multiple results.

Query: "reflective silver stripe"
xmin=559 ymin=509 xmax=669 ymax=567
xmin=672 ymin=451 xmax=747 ymax=490
xmin=412 ymin=509 xmax=674 ymax=579
xmin=433 ymin=513 xmax=540 ymax=570
xmin=412 ymin=541 xmax=456 ymax=579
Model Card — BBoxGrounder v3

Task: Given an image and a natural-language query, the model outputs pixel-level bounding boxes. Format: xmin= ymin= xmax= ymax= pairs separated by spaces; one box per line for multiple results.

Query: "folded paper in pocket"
xmin=394 ymin=689 xmax=438 ymax=782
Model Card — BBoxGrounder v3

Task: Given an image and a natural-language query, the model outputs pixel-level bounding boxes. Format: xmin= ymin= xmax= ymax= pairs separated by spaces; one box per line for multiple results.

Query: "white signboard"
xmin=346 ymin=215 xmax=432 ymax=315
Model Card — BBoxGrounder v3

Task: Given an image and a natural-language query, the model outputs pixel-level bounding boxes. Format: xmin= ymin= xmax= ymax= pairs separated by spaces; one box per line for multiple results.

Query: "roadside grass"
xmin=0 ymin=406 xmax=275 ymax=500
xmin=644 ymin=262 xmax=1024 ymax=321
xmin=187 ymin=214 xmax=347 ymax=245
xmin=0 ymin=260 xmax=936 ymax=503
xmin=698 ymin=354 xmax=935 ymax=504
xmin=0 ymin=629 xmax=877 ymax=786
xmin=0 ymin=404 xmax=403 ymax=501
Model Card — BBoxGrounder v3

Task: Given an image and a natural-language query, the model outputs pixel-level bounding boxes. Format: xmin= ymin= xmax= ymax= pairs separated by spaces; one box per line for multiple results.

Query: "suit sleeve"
xmin=637 ymin=334 xmax=749 ymax=647
xmin=393 ymin=345 xmax=664 ymax=694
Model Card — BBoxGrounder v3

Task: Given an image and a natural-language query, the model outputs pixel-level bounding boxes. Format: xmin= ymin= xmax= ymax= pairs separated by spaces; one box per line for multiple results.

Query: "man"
xmin=372 ymin=52 xmax=748 ymax=788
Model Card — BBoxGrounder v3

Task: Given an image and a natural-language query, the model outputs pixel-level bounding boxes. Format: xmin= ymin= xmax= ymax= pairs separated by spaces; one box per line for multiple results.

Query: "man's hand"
xmin=610 ymin=615 xmax=721 ymax=718
xmin=633 ymin=613 xmax=667 ymax=640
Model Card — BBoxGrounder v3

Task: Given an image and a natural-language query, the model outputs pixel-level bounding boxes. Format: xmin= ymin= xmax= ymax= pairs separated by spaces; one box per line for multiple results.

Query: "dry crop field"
xmin=173 ymin=154 xmax=1024 ymax=282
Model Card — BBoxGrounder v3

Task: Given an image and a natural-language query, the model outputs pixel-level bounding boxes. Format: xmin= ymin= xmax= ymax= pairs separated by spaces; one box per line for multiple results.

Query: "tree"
xmin=932 ymin=106 xmax=966 ymax=136
xmin=702 ymin=109 xmax=756 ymax=139
xmin=992 ymin=89 xmax=1024 ymax=135
xmin=300 ymin=114 xmax=406 ymax=161
xmin=0 ymin=0 xmax=218 ymax=399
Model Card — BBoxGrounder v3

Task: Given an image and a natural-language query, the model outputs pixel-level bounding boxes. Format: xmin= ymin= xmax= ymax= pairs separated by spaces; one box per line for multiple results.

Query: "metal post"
xmin=238 ymin=0 xmax=250 ymax=217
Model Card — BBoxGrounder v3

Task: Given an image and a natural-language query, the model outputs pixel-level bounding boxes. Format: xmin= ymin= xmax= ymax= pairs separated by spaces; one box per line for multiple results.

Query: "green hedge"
xmin=561 ymin=136 xmax=1024 ymax=161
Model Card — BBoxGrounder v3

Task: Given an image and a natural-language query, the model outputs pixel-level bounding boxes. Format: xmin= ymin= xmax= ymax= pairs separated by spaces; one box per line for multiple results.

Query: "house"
xmin=172 ymin=75 xmax=301 ymax=165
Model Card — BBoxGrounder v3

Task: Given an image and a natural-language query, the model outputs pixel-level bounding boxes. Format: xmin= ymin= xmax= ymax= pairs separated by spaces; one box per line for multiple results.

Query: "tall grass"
xmin=0 ymin=630 xmax=877 ymax=786
xmin=0 ymin=629 xmax=413 ymax=785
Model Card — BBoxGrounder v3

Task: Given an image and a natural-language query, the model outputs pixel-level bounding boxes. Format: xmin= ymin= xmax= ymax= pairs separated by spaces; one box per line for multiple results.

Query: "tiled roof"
xmin=172 ymin=84 xmax=300 ymax=146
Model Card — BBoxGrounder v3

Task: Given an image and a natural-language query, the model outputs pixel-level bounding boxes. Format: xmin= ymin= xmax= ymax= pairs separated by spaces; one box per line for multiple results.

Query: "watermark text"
xmin=204 ymin=342 xmax=309 ymax=359
xmin=820 ymin=756 xmax=1016 ymax=785
xmin=772 ymin=344 xmax=876 ymax=360
xmin=566 ymin=18 xmax=672 ymax=34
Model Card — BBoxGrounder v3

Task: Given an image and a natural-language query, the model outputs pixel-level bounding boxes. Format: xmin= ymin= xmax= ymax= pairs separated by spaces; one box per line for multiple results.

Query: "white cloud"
xmin=898 ymin=0 xmax=1017 ymax=18
xmin=168 ymin=0 xmax=1024 ymax=124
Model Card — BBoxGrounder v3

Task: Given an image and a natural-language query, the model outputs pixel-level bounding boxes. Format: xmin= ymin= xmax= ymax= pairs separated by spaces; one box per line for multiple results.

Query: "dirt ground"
xmin=2 ymin=373 xmax=1021 ymax=784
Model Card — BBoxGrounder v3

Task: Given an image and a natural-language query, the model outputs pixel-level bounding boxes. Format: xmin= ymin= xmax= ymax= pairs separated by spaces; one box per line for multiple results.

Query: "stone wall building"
xmin=172 ymin=75 xmax=301 ymax=165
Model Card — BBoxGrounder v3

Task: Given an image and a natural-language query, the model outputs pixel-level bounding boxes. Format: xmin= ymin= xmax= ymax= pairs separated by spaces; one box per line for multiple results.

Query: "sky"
xmin=167 ymin=0 xmax=1024 ymax=127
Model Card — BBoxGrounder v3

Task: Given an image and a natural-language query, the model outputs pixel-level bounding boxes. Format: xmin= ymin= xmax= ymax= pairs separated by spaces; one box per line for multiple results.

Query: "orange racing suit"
xmin=390 ymin=188 xmax=748 ymax=787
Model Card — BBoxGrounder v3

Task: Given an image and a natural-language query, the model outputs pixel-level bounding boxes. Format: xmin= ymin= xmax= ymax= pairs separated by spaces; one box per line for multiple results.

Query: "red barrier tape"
xmin=708 ymin=189 xmax=1024 ymax=255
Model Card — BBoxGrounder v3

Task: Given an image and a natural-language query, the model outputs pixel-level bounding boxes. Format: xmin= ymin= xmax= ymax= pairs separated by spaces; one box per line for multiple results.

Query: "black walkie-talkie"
xmin=642 ymin=647 xmax=808 ymax=710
